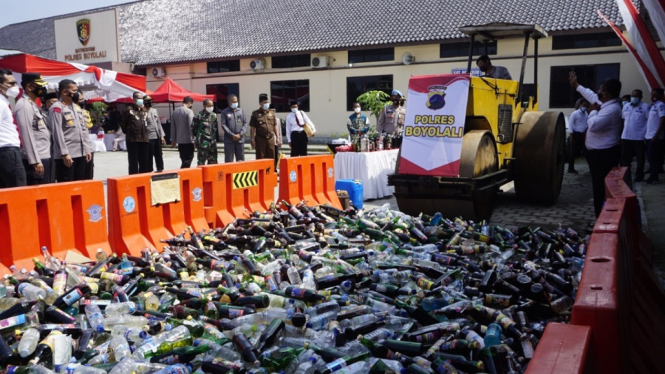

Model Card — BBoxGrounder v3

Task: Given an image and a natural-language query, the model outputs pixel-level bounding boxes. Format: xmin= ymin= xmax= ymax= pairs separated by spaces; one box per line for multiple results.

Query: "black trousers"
xmin=178 ymin=143 xmax=195 ymax=168
xmin=84 ymin=153 xmax=94 ymax=180
xmin=0 ymin=147 xmax=26 ymax=188
xmin=647 ymin=139 xmax=664 ymax=182
xmin=569 ymin=132 xmax=587 ymax=170
xmin=620 ymin=139 xmax=646 ymax=181
xmin=290 ymin=131 xmax=308 ymax=157
xmin=55 ymin=156 xmax=87 ymax=182
xmin=149 ymin=139 xmax=164 ymax=172
xmin=23 ymin=158 xmax=53 ymax=185
xmin=586 ymin=145 xmax=621 ymax=218
xmin=127 ymin=141 xmax=151 ymax=175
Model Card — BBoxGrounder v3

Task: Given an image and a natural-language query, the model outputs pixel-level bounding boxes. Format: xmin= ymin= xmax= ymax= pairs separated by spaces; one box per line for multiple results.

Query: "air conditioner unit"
xmin=151 ymin=67 xmax=166 ymax=78
xmin=311 ymin=56 xmax=330 ymax=68
xmin=250 ymin=59 xmax=266 ymax=70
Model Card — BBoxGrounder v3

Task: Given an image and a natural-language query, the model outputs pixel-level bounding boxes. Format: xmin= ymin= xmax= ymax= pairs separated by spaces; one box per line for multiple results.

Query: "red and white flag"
xmin=641 ymin=0 xmax=665 ymax=50
xmin=597 ymin=10 xmax=660 ymax=90
xmin=615 ymin=0 xmax=665 ymax=87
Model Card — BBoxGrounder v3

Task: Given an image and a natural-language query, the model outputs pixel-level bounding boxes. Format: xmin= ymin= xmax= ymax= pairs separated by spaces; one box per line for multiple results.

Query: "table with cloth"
xmin=334 ymin=149 xmax=399 ymax=200
xmin=88 ymin=134 xmax=107 ymax=152
xmin=103 ymin=133 xmax=126 ymax=151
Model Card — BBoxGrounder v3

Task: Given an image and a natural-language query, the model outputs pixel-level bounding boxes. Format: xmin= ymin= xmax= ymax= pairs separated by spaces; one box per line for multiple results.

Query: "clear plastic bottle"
xmin=110 ymin=336 xmax=132 ymax=362
xmin=112 ymin=325 xmax=148 ymax=342
xmin=16 ymin=282 xmax=46 ymax=301
xmin=105 ymin=301 xmax=137 ymax=316
xmin=152 ymin=363 xmax=192 ymax=374
xmin=305 ymin=301 xmax=340 ymax=317
xmin=484 ymin=322 xmax=502 ymax=347
xmin=294 ymin=357 xmax=318 ymax=374
xmin=29 ymin=278 xmax=59 ymax=305
xmin=103 ymin=315 xmax=149 ymax=331
xmin=18 ymin=327 xmax=40 ymax=358
xmin=85 ymin=304 xmax=106 ymax=333
xmin=109 ymin=357 xmax=136 ymax=374
xmin=134 ymin=361 xmax=169 ymax=374
xmin=360 ymin=328 xmax=394 ymax=342
xmin=301 ymin=269 xmax=316 ymax=290
xmin=0 ymin=297 xmax=20 ymax=311
xmin=195 ymin=338 xmax=240 ymax=361
xmin=287 ymin=266 xmax=302 ymax=285
xmin=306 ymin=311 xmax=337 ymax=330
xmin=73 ymin=365 xmax=109 ymax=374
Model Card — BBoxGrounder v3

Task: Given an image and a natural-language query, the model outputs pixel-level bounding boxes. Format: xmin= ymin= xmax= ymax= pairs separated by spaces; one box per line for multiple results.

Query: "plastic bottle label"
xmin=289 ymin=288 xmax=307 ymax=298
xmin=0 ymin=314 xmax=26 ymax=328
xmin=62 ymin=289 xmax=84 ymax=306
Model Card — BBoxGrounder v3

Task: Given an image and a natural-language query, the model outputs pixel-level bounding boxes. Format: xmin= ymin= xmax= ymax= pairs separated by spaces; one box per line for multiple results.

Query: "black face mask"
xmin=70 ymin=91 xmax=81 ymax=103
xmin=479 ymin=65 xmax=488 ymax=72
xmin=33 ymin=85 xmax=46 ymax=98
xmin=145 ymin=102 xmax=152 ymax=108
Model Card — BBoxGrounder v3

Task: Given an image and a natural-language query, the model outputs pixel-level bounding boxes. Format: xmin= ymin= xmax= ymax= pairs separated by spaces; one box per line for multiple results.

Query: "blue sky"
xmin=1 ymin=0 xmax=134 ymax=28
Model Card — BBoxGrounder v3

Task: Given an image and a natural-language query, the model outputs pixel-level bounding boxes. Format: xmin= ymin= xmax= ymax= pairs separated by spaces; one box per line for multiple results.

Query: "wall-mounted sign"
xmin=55 ymin=9 xmax=120 ymax=64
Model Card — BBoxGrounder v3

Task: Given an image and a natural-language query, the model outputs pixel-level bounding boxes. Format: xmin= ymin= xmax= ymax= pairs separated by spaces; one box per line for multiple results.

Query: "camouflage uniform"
xmin=192 ymin=110 xmax=218 ymax=165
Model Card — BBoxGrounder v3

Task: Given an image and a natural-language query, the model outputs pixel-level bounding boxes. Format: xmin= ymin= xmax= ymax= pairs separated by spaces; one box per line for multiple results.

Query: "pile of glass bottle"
xmin=0 ymin=201 xmax=587 ymax=374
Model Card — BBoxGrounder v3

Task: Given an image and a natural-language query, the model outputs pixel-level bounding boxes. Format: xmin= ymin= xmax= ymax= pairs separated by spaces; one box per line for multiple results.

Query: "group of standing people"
xmin=567 ymin=72 xmax=664 ymax=218
xmin=0 ymin=69 xmax=98 ymax=189
xmin=168 ymin=93 xmax=317 ymax=171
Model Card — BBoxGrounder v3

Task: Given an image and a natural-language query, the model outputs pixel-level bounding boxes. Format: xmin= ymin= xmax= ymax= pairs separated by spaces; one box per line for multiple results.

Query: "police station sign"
xmin=54 ymin=9 xmax=119 ymax=64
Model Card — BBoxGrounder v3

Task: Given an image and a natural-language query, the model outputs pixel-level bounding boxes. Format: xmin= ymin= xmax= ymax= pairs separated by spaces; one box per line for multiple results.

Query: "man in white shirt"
xmin=0 ymin=69 xmax=27 ymax=188
xmin=286 ymin=100 xmax=316 ymax=157
xmin=569 ymin=72 xmax=622 ymax=217
xmin=567 ymin=98 xmax=589 ymax=174
xmin=645 ymin=88 xmax=665 ymax=184
xmin=621 ymin=89 xmax=650 ymax=182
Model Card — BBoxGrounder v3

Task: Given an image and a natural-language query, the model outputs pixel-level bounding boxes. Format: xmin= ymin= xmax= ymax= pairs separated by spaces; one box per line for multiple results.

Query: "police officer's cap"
xmin=23 ymin=72 xmax=47 ymax=86
xmin=259 ymin=93 xmax=268 ymax=102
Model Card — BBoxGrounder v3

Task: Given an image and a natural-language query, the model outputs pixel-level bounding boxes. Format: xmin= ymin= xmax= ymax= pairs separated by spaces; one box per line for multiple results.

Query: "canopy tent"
xmin=0 ymin=53 xmax=146 ymax=103
xmin=150 ymin=78 xmax=214 ymax=103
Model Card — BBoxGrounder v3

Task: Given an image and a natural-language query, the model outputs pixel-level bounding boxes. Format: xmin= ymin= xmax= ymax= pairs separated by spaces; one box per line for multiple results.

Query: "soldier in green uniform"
xmin=192 ymin=98 xmax=218 ymax=165
xmin=249 ymin=93 xmax=281 ymax=160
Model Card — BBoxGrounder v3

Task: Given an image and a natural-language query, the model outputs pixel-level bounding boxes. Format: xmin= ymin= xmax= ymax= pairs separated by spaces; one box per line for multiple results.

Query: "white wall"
xmin=145 ymin=33 xmax=652 ymax=137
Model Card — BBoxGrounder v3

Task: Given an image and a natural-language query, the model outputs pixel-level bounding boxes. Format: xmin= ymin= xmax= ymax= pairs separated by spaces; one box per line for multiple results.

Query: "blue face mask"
xmin=135 ymin=99 xmax=144 ymax=107
xmin=580 ymin=107 xmax=587 ymax=112
xmin=230 ymin=102 xmax=238 ymax=109
xmin=630 ymin=97 xmax=640 ymax=105
xmin=262 ymin=103 xmax=270 ymax=110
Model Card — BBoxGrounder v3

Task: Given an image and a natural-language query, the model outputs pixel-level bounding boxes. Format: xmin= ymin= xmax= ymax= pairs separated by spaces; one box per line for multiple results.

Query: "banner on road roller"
xmin=398 ymin=74 xmax=469 ymax=176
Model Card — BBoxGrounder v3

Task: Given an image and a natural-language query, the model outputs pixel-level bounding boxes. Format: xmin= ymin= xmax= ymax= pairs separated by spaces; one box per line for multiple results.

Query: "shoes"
xmin=645 ymin=179 xmax=660 ymax=185
xmin=568 ymin=169 xmax=578 ymax=174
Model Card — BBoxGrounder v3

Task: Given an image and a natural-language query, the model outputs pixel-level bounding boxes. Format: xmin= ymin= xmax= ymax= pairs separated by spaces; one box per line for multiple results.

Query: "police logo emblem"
xmin=192 ymin=187 xmax=203 ymax=202
xmin=76 ymin=19 xmax=91 ymax=46
xmin=123 ymin=196 xmax=136 ymax=213
xmin=289 ymin=171 xmax=297 ymax=183
xmin=86 ymin=204 xmax=103 ymax=223
xmin=427 ymin=85 xmax=447 ymax=110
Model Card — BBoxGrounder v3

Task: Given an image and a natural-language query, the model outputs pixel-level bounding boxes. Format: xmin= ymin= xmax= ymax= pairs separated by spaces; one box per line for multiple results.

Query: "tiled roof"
xmin=0 ymin=0 xmax=633 ymax=66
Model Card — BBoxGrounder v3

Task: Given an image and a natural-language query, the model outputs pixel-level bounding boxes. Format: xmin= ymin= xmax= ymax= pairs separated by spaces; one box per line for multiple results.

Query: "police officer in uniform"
xmin=120 ymin=92 xmax=151 ymax=175
xmin=192 ymin=99 xmax=218 ymax=165
xmin=144 ymin=96 xmax=166 ymax=172
xmin=377 ymin=90 xmax=406 ymax=147
xmin=77 ymin=95 xmax=95 ymax=180
xmin=49 ymin=79 xmax=92 ymax=182
xmin=249 ymin=93 xmax=281 ymax=160
xmin=220 ymin=94 xmax=247 ymax=162
xmin=42 ymin=92 xmax=58 ymax=183
xmin=14 ymin=72 xmax=52 ymax=185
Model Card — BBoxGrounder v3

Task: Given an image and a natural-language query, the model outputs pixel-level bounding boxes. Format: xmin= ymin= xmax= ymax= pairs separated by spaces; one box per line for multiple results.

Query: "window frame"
xmin=206 ymin=83 xmax=240 ymax=112
xmin=206 ymin=60 xmax=241 ymax=74
xmin=439 ymin=40 xmax=497 ymax=58
xmin=270 ymin=79 xmax=310 ymax=112
xmin=271 ymin=54 xmax=311 ymax=69
xmin=346 ymin=75 xmax=394 ymax=111
xmin=348 ymin=47 xmax=395 ymax=64
xmin=548 ymin=63 xmax=621 ymax=108
xmin=552 ymin=32 xmax=622 ymax=50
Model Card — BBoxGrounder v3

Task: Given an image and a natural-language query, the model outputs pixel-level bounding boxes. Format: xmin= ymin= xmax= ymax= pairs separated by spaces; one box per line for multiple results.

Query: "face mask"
xmin=580 ymin=107 xmax=587 ymax=112
xmin=631 ymin=97 xmax=640 ymax=105
xmin=262 ymin=103 xmax=270 ymax=110
xmin=33 ymin=85 xmax=46 ymax=97
xmin=291 ymin=108 xmax=297 ymax=113
xmin=230 ymin=102 xmax=238 ymax=109
xmin=135 ymin=99 xmax=144 ymax=107
xmin=622 ymin=101 xmax=629 ymax=107
xmin=479 ymin=65 xmax=488 ymax=72
xmin=392 ymin=99 xmax=400 ymax=105
xmin=205 ymin=107 xmax=214 ymax=113
xmin=354 ymin=107 xmax=361 ymax=113
xmin=70 ymin=91 xmax=81 ymax=103
xmin=653 ymin=96 xmax=659 ymax=103
xmin=5 ymin=85 xmax=20 ymax=99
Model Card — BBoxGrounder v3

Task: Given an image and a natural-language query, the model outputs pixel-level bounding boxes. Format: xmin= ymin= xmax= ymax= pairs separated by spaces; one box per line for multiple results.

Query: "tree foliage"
xmin=356 ymin=90 xmax=390 ymax=120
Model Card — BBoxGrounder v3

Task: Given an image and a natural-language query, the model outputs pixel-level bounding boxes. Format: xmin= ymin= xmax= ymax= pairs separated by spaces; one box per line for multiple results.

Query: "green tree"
xmin=357 ymin=90 xmax=389 ymax=121
xmin=90 ymin=102 xmax=108 ymax=124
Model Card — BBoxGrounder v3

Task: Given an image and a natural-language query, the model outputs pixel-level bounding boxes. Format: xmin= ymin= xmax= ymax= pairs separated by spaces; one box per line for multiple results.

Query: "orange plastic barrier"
xmin=0 ymin=181 xmax=110 ymax=274
xmin=200 ymin=159 xmax=277 ymax=228
xmin=279 ymin=155 xmax=342 ymax=209
xmin=108 ymin=169 xmax=209 ymax=256
xmin=526 ymin=323 xmax=594 ymax=374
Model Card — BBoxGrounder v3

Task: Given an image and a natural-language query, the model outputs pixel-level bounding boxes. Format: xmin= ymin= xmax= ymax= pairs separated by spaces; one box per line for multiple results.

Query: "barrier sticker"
xmin=123 ymin=196 xmax=135 ymax=213
xmin=232 ymin=171 xmax=258 ymax=189
xmin=289 ymin=171 xmax=297 ymax=183
xmin=192 ymin=187 xmax=203 ymax=202
xmin=328 ymin=167 xmax=334 ymax=178
xmin=86 ymin=204 xmax=103 ymax=223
